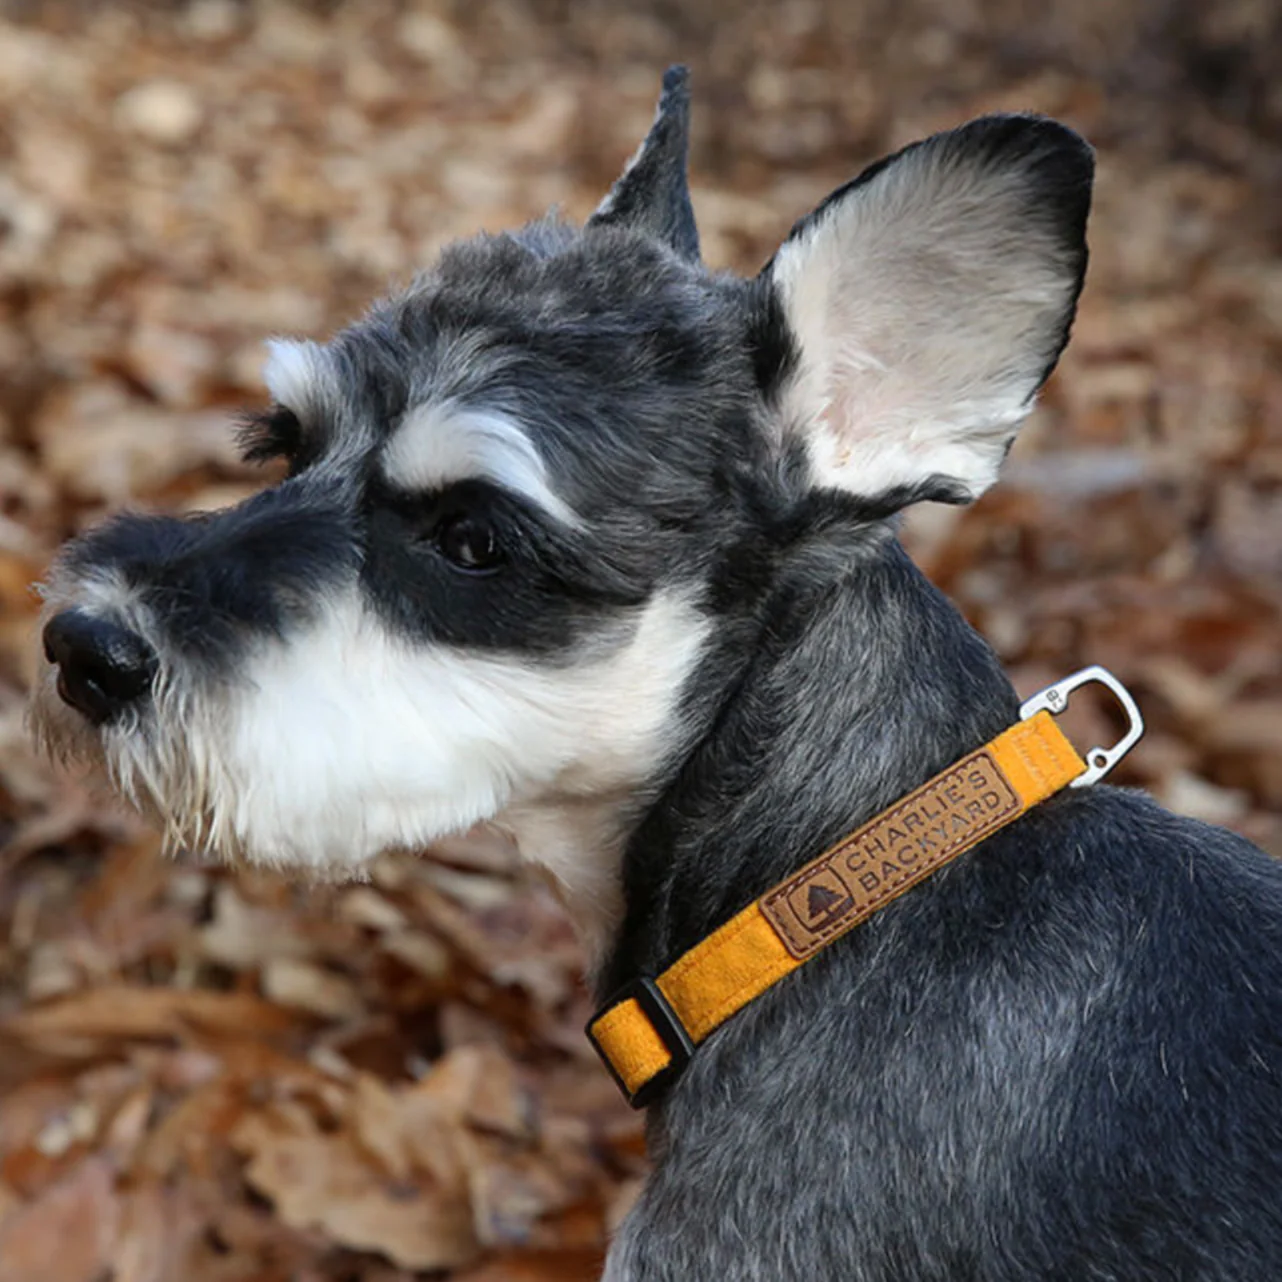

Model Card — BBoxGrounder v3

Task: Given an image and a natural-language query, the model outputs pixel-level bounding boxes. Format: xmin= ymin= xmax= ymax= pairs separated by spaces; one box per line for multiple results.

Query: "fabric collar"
xmin=588 ymin=666 xmax=1144 ymax=1107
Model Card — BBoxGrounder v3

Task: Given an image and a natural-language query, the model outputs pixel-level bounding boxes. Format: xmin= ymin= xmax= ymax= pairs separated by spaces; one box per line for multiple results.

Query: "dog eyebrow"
xmin=261 ymin=338 xmax=340 ymax=425
xmin=381 ymin=404 xmax=581 ymax=527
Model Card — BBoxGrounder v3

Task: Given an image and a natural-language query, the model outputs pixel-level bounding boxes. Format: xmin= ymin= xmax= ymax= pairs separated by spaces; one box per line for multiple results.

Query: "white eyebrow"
xmin=382 ymin=404 xmax=580 ymax=527
xmin=261 ymin=338 xmax=340 ymax=420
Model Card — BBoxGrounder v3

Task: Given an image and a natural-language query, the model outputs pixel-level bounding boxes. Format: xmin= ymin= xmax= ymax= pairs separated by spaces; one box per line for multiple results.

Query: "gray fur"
xmin=606 ymin=537 xmax=1282 ymax=1280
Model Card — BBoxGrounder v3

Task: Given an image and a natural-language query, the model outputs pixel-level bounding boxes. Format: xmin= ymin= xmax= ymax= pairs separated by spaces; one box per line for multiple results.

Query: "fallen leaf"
xmin=350 ymin=1073 xmax=413 ymax=1182
xmin=233 ymin=1109 xmax=479 ymax=1271
xmin=36 ymin=385 xmax=248 ymax=505
xmin=0 ymin=1156 xmax=119 ymax=1282
xmin=199 ymin=883 xmax=310 ymax=971
xmin=0 ymin=986 xmax=302 ymax=1052
xmin=261 ymin=958 xmax=364 ymax=1022
xmin=454 ymin=1246 xmax=606 ymax=1282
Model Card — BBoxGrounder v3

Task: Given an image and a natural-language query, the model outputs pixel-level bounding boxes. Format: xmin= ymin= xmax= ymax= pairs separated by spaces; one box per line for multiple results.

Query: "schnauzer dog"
xmin=32 ymin=68 xmax=1282 ymax=1280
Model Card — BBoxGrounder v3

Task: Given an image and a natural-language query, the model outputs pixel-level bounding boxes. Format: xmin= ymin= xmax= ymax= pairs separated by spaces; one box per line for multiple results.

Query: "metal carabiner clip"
xmin=1019 ymin=665 xmax=1145 ymax=787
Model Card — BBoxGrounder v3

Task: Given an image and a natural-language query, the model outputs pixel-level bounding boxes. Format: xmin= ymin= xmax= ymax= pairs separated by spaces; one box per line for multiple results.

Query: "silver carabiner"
xmin=1019 ymin=665 xmax=1145 ymax=787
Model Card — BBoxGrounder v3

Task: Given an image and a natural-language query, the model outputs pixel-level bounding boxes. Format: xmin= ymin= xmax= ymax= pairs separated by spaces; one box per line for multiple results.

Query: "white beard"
xmin=31 ymin=583 xmax=709 ymax=960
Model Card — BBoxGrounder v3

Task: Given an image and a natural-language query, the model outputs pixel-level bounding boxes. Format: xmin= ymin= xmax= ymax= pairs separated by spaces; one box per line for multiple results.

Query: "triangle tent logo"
xmin=792 ymin=873 xmax=853 ymax=933
xmin=807 ymin=883 xmax=844 ymax=918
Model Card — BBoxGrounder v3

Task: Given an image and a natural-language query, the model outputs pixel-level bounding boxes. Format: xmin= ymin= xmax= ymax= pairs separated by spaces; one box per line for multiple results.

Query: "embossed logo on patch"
xmin=794 ymin=871 xmax=854 ymax=932
xmin=760 ymin=750 xmax=1020 ymax=960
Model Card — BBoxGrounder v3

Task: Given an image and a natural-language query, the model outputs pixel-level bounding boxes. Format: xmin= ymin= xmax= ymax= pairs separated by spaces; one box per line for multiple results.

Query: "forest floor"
xmin=0 ymin=2 xmax=1280 ymax=1279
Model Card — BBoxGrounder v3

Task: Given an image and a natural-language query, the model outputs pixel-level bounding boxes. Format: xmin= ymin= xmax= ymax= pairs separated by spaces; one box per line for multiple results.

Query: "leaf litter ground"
xmin=0 ymin=3 xmax=1280 ymax=1279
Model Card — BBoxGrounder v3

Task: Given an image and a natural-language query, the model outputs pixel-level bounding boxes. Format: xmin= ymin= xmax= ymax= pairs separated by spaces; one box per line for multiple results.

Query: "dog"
xmin=31 ymin=67 xmax=1282 ymax=1280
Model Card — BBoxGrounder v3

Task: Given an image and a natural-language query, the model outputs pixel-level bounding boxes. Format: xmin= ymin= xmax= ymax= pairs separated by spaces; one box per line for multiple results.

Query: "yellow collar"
xmin=588 ymin=667 xmax=1144 ymax=1107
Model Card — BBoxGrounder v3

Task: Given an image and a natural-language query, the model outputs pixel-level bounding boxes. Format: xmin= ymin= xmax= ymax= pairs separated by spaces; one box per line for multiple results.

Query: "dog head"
xmin=31 ymin=69 xmax=1091 ymax=957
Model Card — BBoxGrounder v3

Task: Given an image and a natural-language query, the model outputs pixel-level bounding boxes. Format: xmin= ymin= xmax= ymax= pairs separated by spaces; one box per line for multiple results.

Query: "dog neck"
xmin=600 ymin=528 xmax=1021 ymax=1002
xmin=496 ymin=789 xmax=631 ymax=965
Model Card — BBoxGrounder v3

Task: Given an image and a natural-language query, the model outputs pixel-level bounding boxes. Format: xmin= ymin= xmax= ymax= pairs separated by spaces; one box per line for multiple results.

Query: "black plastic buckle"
xmin=586 ymin=976 xmax=696 ymax=1109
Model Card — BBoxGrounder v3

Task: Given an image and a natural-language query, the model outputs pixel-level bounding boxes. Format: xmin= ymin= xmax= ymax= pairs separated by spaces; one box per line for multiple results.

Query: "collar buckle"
xmin=587 ymin=977 xmax=695 ymax=1109
xmin=1019 ymin=665 xmax=1144 ymax=787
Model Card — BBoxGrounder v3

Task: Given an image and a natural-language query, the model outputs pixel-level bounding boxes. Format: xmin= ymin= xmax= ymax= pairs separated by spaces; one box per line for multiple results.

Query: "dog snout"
xmin=42 ymin=609 xmax=156 ymax=725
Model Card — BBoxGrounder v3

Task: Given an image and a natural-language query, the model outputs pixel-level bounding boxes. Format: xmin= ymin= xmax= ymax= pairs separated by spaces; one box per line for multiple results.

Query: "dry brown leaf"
xmin=0 ymin=986 xmax=302 ymax=1051
xmin=424 ymin=865 xmax=517 ymax=913
xmin=111 ymin=1183 xmax=178 ymax=1282
xmin=261 ymin=958 xmax=364 ymax=1022
xmin=101 ymin=1086 xmax=154 ymax=1164
xmin=381 ymin=928 xmax=452 ymax=979
xmin=132 ymin=1080 xmax=242 ymax=1181
xmin=1207 ymin=702 xmax=1282 ymax=755
xmin=350 ymin=1073 xmax=413 ymax=1182
xmin=454 ymin=1246 xmax=606 ymax=1282
xmin=0 ymin=1156 xmax=119 ymax=1282
xmin=1158 ymin=770 xmax=1251 ymax=824
xmin=339 ymin=887 xmax=409 ymax=933
xmin=411 ymin=883 xmax=579 ymax=1006
xmin=466 ymin=1142 xmax=578 ymax=1250
xmin=409 ymin=1046 xmax=531 ymax=1139
xmin=36 ymin=384 xmax=248 ymax=505
xmin=124 ymin=322 xmax=218 ymax=408
xmin=199 ymin=883 xmax=311 ymax=971
xmin=233 ymin=1109 xmax=479 ymax=1271
xmin=76 ymin=835 xmax=170 ymax=927
xmin=460 ymin=1047 xmax=535 ymax=1141
xmin=0 ymin=1074 xmax=79 ymax=1159
xmin=2 ymin=7 xmax=1282 ymax=1280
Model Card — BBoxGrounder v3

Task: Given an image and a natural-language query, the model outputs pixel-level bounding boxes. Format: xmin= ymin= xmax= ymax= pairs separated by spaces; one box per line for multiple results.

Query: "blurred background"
xmin=0 ymin=1 xmax=1279 ymax=1279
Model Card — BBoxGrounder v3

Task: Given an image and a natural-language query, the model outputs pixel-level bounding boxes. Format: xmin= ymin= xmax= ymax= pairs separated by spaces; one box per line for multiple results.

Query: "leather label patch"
xmin=760 ymin=749 xmax=1020 ymax=960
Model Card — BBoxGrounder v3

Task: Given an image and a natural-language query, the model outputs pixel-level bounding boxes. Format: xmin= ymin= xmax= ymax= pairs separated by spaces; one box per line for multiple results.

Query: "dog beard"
xmin=30 ymin=583 xmax=708 ymax=890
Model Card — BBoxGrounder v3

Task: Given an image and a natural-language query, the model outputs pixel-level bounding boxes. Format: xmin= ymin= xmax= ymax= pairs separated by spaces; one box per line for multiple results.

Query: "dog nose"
xmin=42 ymin=610 xmax=156 ymax=725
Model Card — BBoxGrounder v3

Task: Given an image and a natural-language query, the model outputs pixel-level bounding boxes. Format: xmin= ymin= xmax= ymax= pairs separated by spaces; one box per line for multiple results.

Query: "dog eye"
xmin=435 ymin=513 xmax=504 ymax=572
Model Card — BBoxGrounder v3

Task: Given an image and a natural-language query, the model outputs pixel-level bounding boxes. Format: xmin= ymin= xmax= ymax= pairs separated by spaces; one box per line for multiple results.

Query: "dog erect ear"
xmin=758 ymin=115 xmax=1093 ymax=505
xmin=587 ymin=65 xmax=700 ymax=261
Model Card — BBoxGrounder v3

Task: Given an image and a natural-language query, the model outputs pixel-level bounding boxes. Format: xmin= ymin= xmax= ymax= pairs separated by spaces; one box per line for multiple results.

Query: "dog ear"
xmin=757 ymin=115 xmax=1093 ymax=506
xmin=587 ymin=65 xmax=700 ymax=261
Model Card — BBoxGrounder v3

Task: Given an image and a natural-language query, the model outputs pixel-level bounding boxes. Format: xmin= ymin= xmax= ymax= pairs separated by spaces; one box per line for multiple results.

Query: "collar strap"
xmin=588 ymin=666 xmax=1144 ymax=1107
